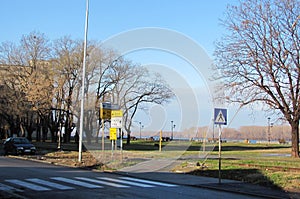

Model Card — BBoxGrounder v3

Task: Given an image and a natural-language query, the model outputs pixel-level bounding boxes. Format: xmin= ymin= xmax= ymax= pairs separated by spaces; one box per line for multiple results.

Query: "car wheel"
xmin=12 ymin=148 xmax=18 ymax=155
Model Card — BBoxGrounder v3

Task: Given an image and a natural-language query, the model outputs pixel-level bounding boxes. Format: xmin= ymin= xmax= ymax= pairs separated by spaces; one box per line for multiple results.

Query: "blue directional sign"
xmin=214 ymin=108 xmax=227 ymax=125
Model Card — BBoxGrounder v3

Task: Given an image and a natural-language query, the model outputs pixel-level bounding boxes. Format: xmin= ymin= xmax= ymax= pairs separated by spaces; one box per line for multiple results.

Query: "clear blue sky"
xmin=1 ymin=0 xmax=272 ymax=131
xmin=1 ymin=0 xmax=234 ymax=56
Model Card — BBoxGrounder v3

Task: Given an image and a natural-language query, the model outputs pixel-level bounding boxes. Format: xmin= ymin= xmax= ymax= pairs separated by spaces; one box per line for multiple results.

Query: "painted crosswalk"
xmin=120 ymin=177 xmax=178 ymax=187
xmin=5 ymin=179 xmax=51 ymax=191
xmin=27 ymin=178 xmax=74 ymax=190
xmin=0 ymin=182 xmax=23 ymax=192
xmin=97 ymin=177 xmax=154 ymax=188
xmin=0 ymin=176 xmax=178 ymax=192
xmin=75 ymin=177 xmax=129 ymax=188
xmin=51 ymin=177 xmax=102 ymax=188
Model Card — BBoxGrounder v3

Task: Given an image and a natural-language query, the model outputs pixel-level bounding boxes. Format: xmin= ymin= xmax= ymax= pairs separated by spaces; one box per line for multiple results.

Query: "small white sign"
xmin=111 ymin=117 xmax=123 ymax=128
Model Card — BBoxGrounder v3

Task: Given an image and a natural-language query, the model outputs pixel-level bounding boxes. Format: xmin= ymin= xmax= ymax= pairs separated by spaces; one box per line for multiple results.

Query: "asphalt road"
xmin=0 ymin=156 xmax=266 ymax=199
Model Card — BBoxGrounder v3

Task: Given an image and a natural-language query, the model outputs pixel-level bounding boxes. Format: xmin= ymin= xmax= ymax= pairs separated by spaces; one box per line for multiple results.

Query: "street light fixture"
xmin=58 ymin=115 xmax=65 ymax=151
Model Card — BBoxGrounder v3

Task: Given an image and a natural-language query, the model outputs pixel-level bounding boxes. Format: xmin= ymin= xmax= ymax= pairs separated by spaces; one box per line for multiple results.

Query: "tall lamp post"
xmin=267 ymin=117 xmax=274 ymax=145
xmin=58 ymin=115 xmax=65 ymax=151
xmin=171 ymin=121 xmax=175 ymax=140
xmin=139 ymin=122 xmax=143 ymax=139
xmin=79 ymin=0 xmax=89 ymax=162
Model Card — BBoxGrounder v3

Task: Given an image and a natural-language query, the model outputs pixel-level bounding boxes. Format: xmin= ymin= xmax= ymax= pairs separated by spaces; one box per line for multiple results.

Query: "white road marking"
xmin=51 ymin=177 xmax=102 ymax=188
xmin=75 ymin=177 xmax=129 ymax=188
xmin=0 ymin=182 xmax=23 ymax=192
xmin=98 ymin=177 xmax=154 ymax=188
xmin=26 ymin=178 xmax=74 ymax=190
xmin=2 ymin=176 xmax=178 ymax=192
xmin=5 ymin=179 xmax=51 ymax=191
xmin=120 ymin=177 xmax=178 ymax=187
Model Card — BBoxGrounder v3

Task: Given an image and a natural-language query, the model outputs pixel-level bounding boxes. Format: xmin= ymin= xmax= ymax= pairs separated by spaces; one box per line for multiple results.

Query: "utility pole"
xmin=139 ymin=122 xmax=143 ymax=139
xmin=171 ymin=121 xmax=175 ymax=140
xmin=79 ymin=0 xmax=89 ymax=162
xmin=268 ymin=117 xmax=270 ymax=145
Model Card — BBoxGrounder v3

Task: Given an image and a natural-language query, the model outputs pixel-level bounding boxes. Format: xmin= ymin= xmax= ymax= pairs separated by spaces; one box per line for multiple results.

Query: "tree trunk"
xmin=290 ymin=121 xmax=300 ymax=158
xmin=27 ymin=127 xmax=34 ymax=141
xmin=49 ymin=124 xmax=57 ymax=143
xmin=42 ymin=125 xmax=48 ymax=142
xmin=127 ymin=131 xmax=131 ymax=145
xmin=36 ymin=126 xmax=41 ymax=142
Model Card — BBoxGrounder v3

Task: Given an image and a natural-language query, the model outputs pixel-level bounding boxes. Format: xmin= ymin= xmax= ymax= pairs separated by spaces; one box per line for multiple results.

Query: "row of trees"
xmin=0 ymin=32 xmax=173 ymax=144
xmin=223 ymin=125 xmax=291 ymax=141
xmin=170 ymin=125 xmax=290 ymax=141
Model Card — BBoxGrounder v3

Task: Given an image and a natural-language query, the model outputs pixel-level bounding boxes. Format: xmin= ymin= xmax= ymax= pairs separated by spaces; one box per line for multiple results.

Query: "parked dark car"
xmin=3 ymin=137 xmax=36 ymax=155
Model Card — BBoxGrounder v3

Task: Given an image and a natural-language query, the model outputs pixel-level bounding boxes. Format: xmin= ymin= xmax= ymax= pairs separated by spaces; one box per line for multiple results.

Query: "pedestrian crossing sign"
xmin=214 ymin=108 xmax=227 ymax=125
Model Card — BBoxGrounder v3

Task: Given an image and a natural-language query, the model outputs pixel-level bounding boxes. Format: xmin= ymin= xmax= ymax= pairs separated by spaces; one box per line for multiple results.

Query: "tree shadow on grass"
xmin=213 ymin=145 xmax=290 ymax=152
xmin=188 ymin=168 xmax=282 ymax=190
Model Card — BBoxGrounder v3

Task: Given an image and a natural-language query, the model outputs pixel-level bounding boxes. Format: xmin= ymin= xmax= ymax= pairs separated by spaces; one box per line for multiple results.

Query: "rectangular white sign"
xmin=111 ymin=117 xmax=123 ymax=128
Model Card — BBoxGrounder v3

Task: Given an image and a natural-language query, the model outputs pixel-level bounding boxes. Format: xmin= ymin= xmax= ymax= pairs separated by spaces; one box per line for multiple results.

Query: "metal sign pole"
xmin=101 ymin=118 xmax=104 ymax=152
xmin=218 ymin=124 xmax=222 ymax=184
xmin=159 ymin=130 xmax=162 ymax=152
xmin=111 ymin=139 xmax=114 ymax=160
xmin=214 ymin=108 xmax=227 ymax=185
xmin=120 ymin=128 xmax=123 ymax=162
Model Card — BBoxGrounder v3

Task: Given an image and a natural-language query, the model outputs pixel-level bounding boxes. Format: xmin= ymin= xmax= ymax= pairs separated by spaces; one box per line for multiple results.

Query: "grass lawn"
xmin=172 ymin=142 xmax=300 ymax=192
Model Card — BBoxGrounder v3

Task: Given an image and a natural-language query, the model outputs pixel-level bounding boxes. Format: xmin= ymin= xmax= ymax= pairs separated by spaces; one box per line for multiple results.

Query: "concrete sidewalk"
xmin=118 ymin=158 xmax=297 ymax=199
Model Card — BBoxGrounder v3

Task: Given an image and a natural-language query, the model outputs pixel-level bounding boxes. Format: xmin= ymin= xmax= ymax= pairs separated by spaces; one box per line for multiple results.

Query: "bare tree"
xmin=53 ymin=36 xmax=85 ymax=143
xmin=214 ymin=0 xmax=300 ymax=157
xmin=109 ymin=60 xmax=174 ymax=144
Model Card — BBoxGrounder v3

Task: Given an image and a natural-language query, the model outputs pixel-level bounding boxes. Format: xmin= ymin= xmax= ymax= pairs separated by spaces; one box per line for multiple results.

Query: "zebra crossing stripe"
xmin=51 ymin=177 xmax=102 ymax=188
xmin=120 ymin=177 xmax=178 ymax=187
xmin=5 ymin=179 xmax=51 ymax=191
xmin=98 ymin=177 xmax=154 ymax=188
xmin=26 ymin=178 xmax=74 ymax=190
xmin=75 ymin=177 xmax=129 ymax=188
xmin=0 ymin=182 xmax=23 ymax=192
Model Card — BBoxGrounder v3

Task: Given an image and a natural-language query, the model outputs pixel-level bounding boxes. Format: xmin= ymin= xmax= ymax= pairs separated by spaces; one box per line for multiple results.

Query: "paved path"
xmin=119 ymin=158 xmax=178 ymax=173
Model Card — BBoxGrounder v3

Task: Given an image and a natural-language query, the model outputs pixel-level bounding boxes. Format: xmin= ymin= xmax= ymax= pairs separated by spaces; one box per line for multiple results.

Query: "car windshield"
xmin=13 ymin=138 xmax=30 ymax=144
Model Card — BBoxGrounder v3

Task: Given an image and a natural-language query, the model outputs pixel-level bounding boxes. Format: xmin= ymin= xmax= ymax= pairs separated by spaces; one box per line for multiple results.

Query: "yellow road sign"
xmin=109 ymin=128 xmax=117 ymax=140
xmin=100 ymin=109 xmax=111 ymax=119
xmin=100 ymin=102 xmax=112 ymax=119
xmin=111 ymin=110 xmax=123 ymax=118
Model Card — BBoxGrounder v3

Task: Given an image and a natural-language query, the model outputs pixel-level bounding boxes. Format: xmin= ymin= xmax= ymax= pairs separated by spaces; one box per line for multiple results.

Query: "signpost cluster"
xmin=214 ymin=108 xmax=227 ymax=184
xmin=100 ymin=102 xmax=123 ymax=159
